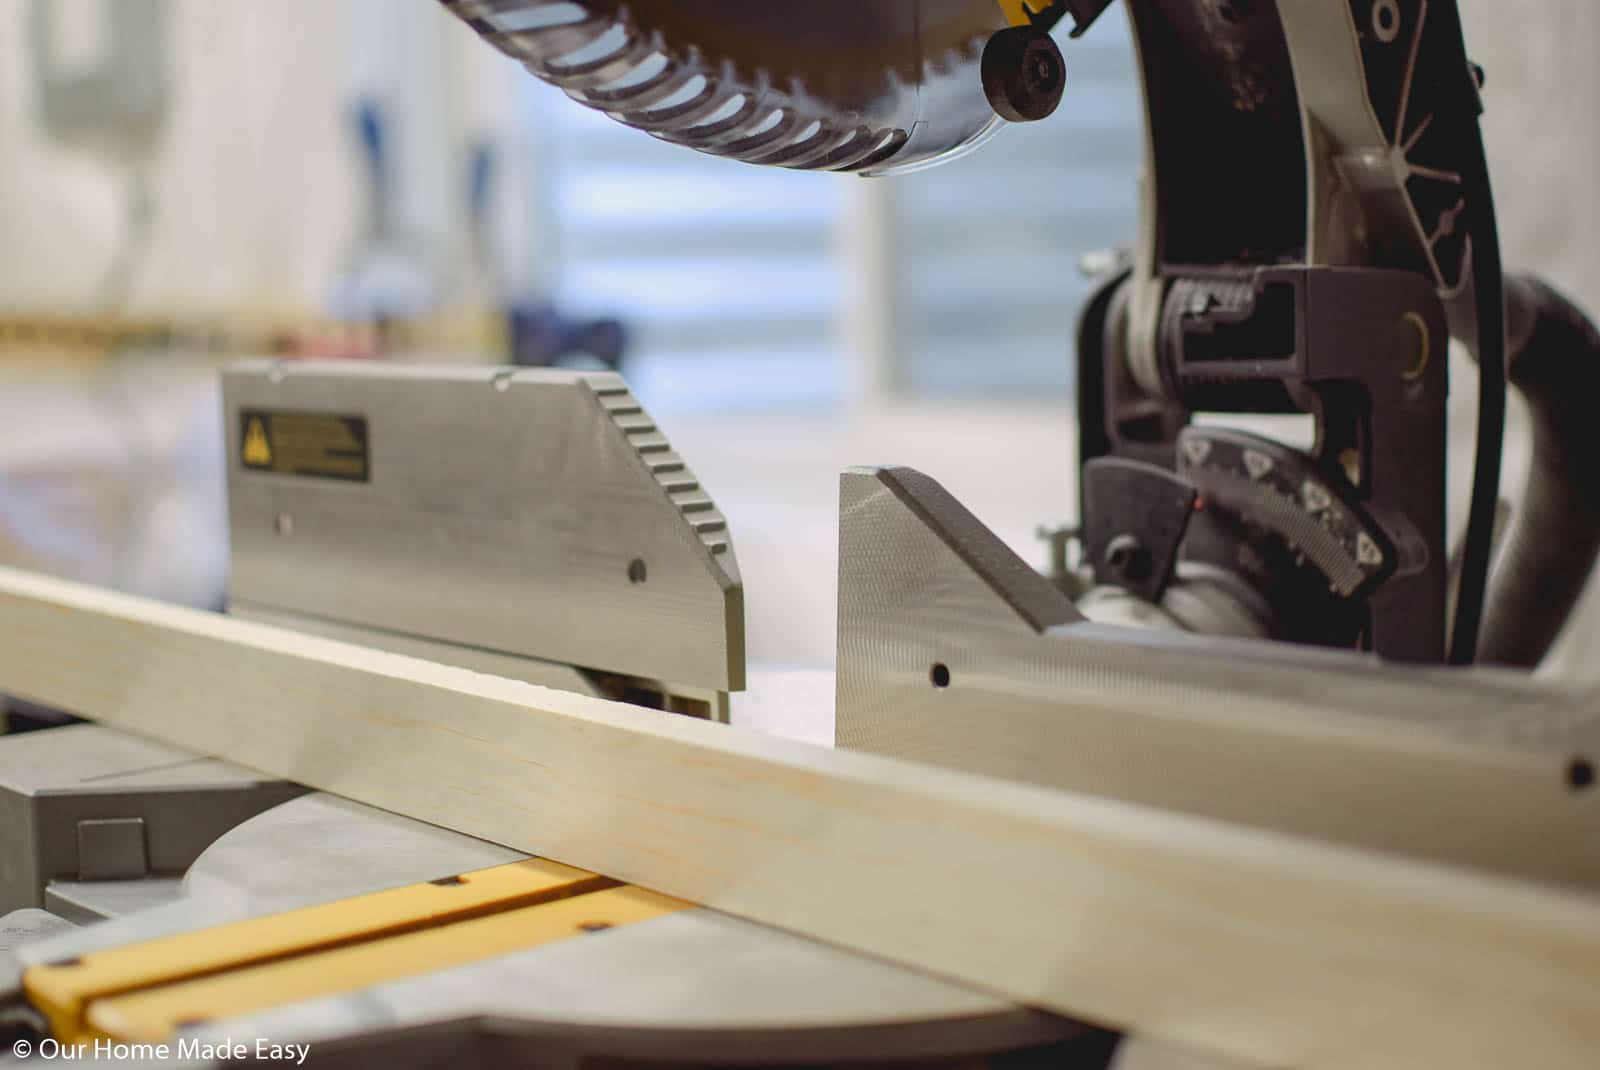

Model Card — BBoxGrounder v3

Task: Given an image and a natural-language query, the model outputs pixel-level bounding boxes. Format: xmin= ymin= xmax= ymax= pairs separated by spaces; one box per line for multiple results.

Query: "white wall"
xmin=1459 ymin=1 xmax=1600 ymax=675
xmin=0 ymin=0 xmax=514 ymax=314
xmin=1464 ymin=0 xmax=1600 ymax=315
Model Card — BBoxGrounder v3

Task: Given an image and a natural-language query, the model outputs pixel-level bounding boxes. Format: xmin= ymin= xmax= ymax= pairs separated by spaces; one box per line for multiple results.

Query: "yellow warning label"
xmin=242 ymin=417 xmax=272 ymax=466
xmin=240 ymin=409 xmax=369 ymax=482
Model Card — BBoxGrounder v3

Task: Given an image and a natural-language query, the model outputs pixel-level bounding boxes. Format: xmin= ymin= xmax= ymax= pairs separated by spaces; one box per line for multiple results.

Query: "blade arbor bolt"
xmin=982 ymin=25 xmax=1066 ymax=123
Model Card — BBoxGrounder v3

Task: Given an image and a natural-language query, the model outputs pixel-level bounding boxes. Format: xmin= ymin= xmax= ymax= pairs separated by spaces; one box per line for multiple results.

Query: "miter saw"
xmin=443 ymin=0 xmax=1600 ymax=757
xmin=447 ymin=0 xmax=1600 ymax=669
xmin=3 ymin=2 xmax=1599 ymax=1069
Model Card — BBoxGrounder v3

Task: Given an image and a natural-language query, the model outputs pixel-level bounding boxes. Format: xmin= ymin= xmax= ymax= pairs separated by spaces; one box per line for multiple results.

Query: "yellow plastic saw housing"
xmin=439 ymin=0 xmax=1067 ymax=174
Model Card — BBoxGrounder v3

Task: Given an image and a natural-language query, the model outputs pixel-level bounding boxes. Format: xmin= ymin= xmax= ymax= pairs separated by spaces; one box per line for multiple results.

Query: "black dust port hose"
xmin=1477 ymin=276 xmax=1600 ymax=668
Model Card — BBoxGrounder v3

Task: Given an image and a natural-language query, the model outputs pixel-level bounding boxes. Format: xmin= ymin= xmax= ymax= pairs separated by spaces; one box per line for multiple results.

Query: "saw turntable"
xmin=2 ymin=3 xmax=1599 ymax=1069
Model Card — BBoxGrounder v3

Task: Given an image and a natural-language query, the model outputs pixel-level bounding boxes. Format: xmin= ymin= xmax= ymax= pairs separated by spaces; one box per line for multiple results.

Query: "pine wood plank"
xmin=0 ymin=564 xmax=1596 ymax=1069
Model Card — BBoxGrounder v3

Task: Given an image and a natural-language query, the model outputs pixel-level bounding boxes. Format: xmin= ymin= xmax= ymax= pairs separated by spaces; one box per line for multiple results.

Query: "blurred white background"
xmin=0 ymin=0 xmax=1597 ymax=674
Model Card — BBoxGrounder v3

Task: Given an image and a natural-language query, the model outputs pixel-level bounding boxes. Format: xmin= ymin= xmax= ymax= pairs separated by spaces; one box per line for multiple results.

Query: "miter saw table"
xmin=0 ymin=723 xmax=1114 ymax=1069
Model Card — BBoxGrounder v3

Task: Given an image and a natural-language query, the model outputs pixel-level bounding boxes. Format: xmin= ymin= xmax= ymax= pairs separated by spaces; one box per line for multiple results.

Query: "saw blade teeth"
xmin=442 ymin=1 xmax=914 ymax=173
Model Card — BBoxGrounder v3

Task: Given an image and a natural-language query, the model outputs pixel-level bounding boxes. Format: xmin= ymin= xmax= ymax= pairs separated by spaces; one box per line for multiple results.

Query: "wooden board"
xmin=1 ymin=564 xmax=1597 ymax=1069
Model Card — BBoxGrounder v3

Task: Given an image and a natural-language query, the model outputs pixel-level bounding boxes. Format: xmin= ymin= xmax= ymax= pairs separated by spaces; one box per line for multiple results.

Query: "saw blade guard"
xmin=439 ymin=0 xmax=1064 ymax=174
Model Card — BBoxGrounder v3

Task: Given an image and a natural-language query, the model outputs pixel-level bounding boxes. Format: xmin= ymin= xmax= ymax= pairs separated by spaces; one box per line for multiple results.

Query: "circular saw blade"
xmin=440 ymin=0 xmax=1045 ymax=173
